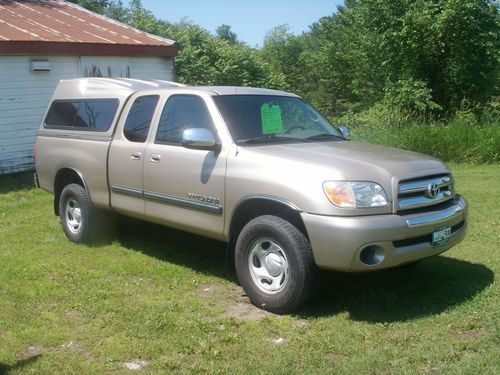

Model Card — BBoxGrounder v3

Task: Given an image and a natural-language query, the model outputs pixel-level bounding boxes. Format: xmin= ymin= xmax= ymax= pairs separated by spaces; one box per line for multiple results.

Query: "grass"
xmin=341 ymin=110 xmax=500 ymax=164
xmin=0 ymin=166 xmax=499 ymax=374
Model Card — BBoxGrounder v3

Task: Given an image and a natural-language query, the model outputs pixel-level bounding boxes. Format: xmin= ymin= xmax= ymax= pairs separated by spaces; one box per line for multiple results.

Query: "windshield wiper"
xmin=238 ymin=135 xmax=300 ymax=144
xmin=304 ymin=133 xmax=346 ymax=141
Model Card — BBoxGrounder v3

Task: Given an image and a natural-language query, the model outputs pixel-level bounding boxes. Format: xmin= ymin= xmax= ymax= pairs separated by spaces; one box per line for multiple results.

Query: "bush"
xmin=397 ymin=120 xmax=499 ymax=163
xmin=342 ymin=108 xmax=500 ymax=164
xmin=383 ymin=79 xmax=442 ymax=118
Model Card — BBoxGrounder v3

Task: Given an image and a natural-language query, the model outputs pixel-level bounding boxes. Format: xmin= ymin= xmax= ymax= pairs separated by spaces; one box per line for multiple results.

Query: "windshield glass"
xmin=212 ymin=95 xmax=343 ymax=144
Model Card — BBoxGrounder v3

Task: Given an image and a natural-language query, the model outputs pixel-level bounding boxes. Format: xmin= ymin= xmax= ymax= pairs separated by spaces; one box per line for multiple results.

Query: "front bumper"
xmin=302 ymin=196 xmax=468 ymax=272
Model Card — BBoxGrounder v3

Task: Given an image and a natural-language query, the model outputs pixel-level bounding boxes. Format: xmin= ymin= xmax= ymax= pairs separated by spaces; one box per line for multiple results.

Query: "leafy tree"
xmin=70 ymin=0 xmax=280 ymax=88
xmin=67 ymin=0 xmax=110 ymax=13
xmin=304 ymin=0 xmax=499 ymax=116
xmin=104 ymin=1 xmax=129 ymax=22
xmin=125 ymin=0 xmax=166 ymax=35
xmin=67 ymin=0 xmax=499 ymax=119
xmin=216 ymin=24 xmax=238 ymax=44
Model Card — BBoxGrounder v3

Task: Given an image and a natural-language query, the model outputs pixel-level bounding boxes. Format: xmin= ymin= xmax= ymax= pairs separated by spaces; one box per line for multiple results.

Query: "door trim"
xmin=110 ymin=184 xmax=223 ymax=215
xmin=144 ymin=190 xmax=223 ymax=215
xmin=110 ymin=184 xmax=143 ymax=198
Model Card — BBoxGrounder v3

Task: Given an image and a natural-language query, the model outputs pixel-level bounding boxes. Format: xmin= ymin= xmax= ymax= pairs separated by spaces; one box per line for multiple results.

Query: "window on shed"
xmin=123 ymin=95 xmax=159 ymax=143
xmin=44 ymin=100 xmax=118 ymax=131
xmin=155 ymin=95 xmax=215 ymax=144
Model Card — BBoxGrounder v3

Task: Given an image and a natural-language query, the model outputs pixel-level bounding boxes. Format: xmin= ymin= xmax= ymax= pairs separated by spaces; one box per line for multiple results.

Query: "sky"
xmin=133 ymin=0 xmax=344 ymax=47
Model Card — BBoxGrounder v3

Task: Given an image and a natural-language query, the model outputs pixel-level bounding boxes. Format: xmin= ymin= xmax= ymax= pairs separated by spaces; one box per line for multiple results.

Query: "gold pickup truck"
xmin=35 ymin=78 xmax=468 ymax=313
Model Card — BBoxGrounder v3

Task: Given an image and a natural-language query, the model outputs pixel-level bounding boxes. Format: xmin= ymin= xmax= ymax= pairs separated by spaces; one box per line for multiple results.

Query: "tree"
xmin=69 ymin=0 xmax=280 ymax=88
xmin=67 ymin=0 xmax=499 ymax=118
xmin=216 ymin=24 xmax=238 ymax=44
xmin=259 ymin=25 xmax=308 ymax=93
xmin=67 ymin=0 xmax=129 ymax=22
xmin=67 ymin=0 xmax=110 ymax=13
xmin=304 ymin=0 xmax=499 ymax=116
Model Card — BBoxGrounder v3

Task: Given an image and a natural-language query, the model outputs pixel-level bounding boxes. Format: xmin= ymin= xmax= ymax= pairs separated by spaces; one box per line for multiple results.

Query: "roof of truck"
xmin=51 ymin=78 xmax=298 ymax=100
xmin=193 ymin=86 xmax=298 ymax=97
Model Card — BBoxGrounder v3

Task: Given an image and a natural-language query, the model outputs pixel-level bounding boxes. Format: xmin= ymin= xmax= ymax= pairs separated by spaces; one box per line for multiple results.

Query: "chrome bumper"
xmin=406 ymin=198 xmax=466 ymax=228
xmin=302 ymin=196 xmax=468 ymax=272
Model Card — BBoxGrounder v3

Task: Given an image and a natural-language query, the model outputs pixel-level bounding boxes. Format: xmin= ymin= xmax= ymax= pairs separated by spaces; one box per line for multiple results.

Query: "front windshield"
xmin=212 ymin=95 xmax=343 ymax=144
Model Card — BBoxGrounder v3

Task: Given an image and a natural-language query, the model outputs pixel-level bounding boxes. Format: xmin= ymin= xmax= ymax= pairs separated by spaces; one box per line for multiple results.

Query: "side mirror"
xmin=337 ymin=125 xmax=350 ymax=139
xmin=181 ymin=128 xmax=220 ymax=151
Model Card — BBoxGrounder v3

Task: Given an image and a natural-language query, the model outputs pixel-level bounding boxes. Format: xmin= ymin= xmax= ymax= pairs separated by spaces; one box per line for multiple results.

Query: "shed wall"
xmin=0 ymin=55 xmax=174 ymax=174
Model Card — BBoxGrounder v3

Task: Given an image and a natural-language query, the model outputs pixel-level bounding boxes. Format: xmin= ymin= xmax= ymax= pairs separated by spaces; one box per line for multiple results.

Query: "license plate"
xmin=432 ymin=226 xmax=451 ymax=247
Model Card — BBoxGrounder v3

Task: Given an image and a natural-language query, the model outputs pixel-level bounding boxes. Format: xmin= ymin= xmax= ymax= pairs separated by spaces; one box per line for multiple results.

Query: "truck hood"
xmin=242 ymin=140 xmax=448 ymax=181
xmin=229 ymin=140 xmax=450 ymax=216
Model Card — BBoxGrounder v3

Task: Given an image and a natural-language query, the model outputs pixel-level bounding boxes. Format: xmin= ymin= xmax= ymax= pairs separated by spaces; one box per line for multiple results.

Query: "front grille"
xmin=393 ymin=220 xmax=465 ymax=248
xmin=393 ymin=233 xmax=431 ymax=248
xmin=398 ymin=174 xmax=453 ymax=212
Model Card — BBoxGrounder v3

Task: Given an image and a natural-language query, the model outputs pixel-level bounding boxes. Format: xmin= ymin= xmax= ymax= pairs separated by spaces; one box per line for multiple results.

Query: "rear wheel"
xmin=59 ymin=183 xmax=107 ymax=244
xmin=235 ymin=215 xmax=318 ymax=314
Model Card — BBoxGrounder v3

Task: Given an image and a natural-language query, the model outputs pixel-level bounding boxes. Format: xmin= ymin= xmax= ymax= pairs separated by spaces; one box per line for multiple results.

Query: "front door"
xmin=143 ymin=94 xmax=227 ymax=239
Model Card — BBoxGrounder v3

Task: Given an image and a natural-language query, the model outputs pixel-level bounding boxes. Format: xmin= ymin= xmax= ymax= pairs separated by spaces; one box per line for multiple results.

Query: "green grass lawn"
xmin=0 ymin=165 xmax=498 ymax=374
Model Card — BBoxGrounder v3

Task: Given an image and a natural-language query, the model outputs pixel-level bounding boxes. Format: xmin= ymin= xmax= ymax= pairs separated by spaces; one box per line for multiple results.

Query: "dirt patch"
xmin=60 ymin=340 xmax=95 ymax=361
xmin=454 ymin=328 xmax=486 ymax=340
xmin=420 ymin=364 xmax=441 ymax=374
xmin=197 ymin=283 xmax=274 ymax=321
xmin=221 ymin=300 xmax=271 ymax=321
xmin=271 ymin=337 xmax=285 ymax=345
xmin=64 ymin=309 xmax=88 ymax=325
xmin=327 ymin=351 xmax=344 ymax=361
xmin=293 ymin=319 xmax=309 ymax=328
xmin=16 ymin=343 xmax=43 ymax=360
xmin=123 ymin=359 xmax=150 ymax=371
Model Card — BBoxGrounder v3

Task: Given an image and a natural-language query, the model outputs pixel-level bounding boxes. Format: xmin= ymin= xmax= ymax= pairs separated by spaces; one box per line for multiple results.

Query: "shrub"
xmin=383 ymin=79 xmax=442 ymax=118
xmin=342 ymin=109 xmax=499 ymax=164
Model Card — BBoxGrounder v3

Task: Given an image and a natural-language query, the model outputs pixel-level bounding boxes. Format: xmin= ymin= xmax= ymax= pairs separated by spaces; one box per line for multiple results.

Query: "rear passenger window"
xmin=44 ymin=99 xmax=118 ymax=131
xmin=123 ymin=95 xmax=159 ymax=142
xmin=156 ymin=95 xmax=215 ymax=144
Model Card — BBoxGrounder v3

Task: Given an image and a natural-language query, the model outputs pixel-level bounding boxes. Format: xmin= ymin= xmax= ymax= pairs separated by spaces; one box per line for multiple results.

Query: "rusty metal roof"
xmin=0 ymin=0 xmax=179 ymax=56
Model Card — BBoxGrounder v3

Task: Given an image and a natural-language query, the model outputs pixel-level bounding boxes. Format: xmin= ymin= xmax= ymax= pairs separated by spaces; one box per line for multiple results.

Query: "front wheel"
xmin=235 ymin=215 xmax=318 ymax=314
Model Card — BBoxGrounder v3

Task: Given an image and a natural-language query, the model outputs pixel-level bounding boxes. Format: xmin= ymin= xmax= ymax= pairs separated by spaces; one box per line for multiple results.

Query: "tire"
xmin=235 ymin=215 xmax=318 ymax=314
xmin=59 ymin=183 xmax=104 ymax=244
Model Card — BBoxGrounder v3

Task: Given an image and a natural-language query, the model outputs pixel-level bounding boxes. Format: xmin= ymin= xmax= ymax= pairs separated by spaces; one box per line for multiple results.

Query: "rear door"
xmin=143 ymin=93 xmax=227 ymax=239
xmin=108 ymin=94 xmax=160 ymax=217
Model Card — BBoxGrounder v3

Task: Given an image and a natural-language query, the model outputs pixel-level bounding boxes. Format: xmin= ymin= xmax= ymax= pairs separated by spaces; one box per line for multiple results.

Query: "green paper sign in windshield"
xmin=261 ymin=104 xmax=283 ymax=134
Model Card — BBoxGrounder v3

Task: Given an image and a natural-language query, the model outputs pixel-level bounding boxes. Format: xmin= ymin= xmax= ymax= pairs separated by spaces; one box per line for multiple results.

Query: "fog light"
xmin=360 ymin=245 xmax=385 ymax=266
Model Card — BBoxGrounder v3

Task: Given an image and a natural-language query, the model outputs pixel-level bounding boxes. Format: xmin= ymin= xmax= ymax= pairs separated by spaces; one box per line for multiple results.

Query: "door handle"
xmin=131 ymin=152 xmax=142 ymax=160
xmin=150 ymin=154 xmax=161 ymax=162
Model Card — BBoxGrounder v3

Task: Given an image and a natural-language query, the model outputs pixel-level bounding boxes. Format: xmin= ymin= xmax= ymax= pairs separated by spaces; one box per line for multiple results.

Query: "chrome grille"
xmin=392 ymin=220 xmax=465 ymax=248
xmin=398 ymin=175 xmax=453 ymax=212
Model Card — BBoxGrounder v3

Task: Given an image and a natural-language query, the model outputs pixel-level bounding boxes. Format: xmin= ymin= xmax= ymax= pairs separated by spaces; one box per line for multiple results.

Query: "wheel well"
xmin=228 ymin=198 xmax=308 ymax=248
xmin=53 ymin=169 xmax=86 ymax=216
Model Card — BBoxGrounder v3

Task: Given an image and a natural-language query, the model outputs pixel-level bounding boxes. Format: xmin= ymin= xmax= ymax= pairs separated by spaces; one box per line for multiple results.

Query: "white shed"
xmin=0 ymin=0 xmax=179 ymax=174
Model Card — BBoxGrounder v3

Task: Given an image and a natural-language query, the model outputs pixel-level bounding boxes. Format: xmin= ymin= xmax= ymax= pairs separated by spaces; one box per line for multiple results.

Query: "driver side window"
xmin=155 ymin=95 xmax=215 ymax=144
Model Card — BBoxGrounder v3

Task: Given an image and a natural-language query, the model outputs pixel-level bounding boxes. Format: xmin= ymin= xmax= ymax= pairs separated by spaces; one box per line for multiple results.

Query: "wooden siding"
xmin=130 ymin=57 xmax=175 ymax=80
xmin=0 ymin=55 xmax=174 ymax=174
xmin=0 ymin=55 xmax=79 ymax=174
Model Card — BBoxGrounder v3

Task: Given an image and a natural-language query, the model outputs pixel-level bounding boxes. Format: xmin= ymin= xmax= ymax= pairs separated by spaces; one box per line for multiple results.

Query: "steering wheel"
xmin=285 ymin=125 xmax=306 ymax=134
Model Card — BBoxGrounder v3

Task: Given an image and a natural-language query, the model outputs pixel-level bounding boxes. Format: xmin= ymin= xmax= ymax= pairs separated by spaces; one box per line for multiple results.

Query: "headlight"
xmin=323 ymin=181 xmax=388 ymax=208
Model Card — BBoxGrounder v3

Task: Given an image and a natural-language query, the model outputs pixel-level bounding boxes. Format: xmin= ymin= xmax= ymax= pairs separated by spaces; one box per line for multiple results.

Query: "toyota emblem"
xmin=426 ymin=183 xmax=440 ymax=198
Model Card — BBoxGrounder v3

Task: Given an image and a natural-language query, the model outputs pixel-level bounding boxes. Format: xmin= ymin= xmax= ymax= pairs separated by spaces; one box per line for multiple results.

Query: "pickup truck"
xmin=35 ymin=78 xmax=468 ymax=313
